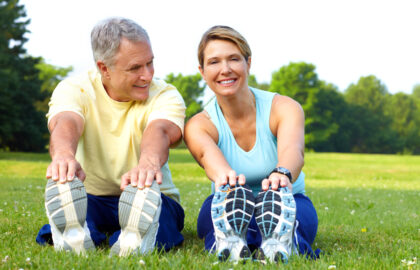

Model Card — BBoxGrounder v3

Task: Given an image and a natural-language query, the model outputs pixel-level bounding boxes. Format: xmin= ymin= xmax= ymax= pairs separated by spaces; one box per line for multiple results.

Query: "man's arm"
xmin=120 ymin=119 xmax=182 ymax=190
xmin=46 ymin=111 xmax=85 ymax=183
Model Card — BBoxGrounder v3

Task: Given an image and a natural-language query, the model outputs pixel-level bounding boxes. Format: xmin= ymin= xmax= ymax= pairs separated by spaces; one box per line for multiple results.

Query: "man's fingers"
xmin=130 ymin=170 xmax=140 ymax=187
xmin=144 ymin=170 xmax=155 ymax=187
xmin=120 ymin=173 xmax=130 ymax=190
xmin=51 ymin=163 xmax=59 ymax=181
xmin=155 ymin=171 xmax=163 ymax=185
xmin=58 ymin=162 xmax=68 ymax=183
xmin=136 ymin=170 xmax=147 ymax=189
xmin=46 ymin=164 xmax=52 ymax=179
xmin=76 ymin=166 xmax=86 ymax=181
xmin=67 ymin=161 xmax=76 ymax=181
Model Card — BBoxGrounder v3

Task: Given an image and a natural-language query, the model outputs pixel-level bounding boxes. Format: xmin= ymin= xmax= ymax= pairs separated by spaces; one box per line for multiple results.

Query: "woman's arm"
xmin=262 ymin=95 xmax=305 ymax=191
xmin=184 ymin=112 xmax=245 ymax=189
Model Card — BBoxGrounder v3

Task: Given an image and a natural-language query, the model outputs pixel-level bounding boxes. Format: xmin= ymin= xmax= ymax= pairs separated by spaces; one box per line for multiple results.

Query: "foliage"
xmin=0 ymin=0 xmax=47 ymax=152
xmin=165 ymin=73 xmax=205 ymax=120
xmin=248 ymin=74 xmax=269 ymax=90
xmin=269 ymin=62 xmax=345 ymax=152
xmin=344 ymin=76 xmax=401 ymax=153
xmin=34 ymin=60 xmax=73 ymax=115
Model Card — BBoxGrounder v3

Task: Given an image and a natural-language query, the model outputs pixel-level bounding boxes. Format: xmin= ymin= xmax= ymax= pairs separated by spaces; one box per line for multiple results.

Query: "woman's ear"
xmin=247 ymin=56 xmax=252 ymax=74
xmin=199 ymin=65 xmax=205 ymax=80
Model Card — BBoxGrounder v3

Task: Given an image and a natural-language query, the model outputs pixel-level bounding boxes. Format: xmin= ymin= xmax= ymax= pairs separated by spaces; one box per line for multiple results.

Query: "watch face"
xmin=277 ymin=167 xmax=289 ymax=174
xmin=273 ymin=167 xmax=292 ymax=181
xmin=278 ymin=168 xmax=288 ymax=173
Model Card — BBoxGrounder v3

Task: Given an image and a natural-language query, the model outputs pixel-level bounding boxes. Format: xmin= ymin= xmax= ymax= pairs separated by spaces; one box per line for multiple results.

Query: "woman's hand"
xmin=214 ymin=170 xmax=246 ymax=191
xmin=261 ymin=172 xmax=293 ymax=192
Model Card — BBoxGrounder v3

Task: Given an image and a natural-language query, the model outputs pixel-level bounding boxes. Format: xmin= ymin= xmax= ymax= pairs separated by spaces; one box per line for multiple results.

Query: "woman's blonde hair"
xmin=198 ymin=25 xmax=251 ymax=68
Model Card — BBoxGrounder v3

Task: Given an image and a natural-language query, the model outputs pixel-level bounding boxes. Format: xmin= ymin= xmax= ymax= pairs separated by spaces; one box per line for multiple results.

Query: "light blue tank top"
xmin=205 ymin=87 xmax=305 ymax=196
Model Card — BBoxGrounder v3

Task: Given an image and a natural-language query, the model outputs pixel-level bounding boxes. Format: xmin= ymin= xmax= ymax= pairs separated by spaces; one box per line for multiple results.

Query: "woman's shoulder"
xmin=185 ymin=111 xmax=219 ymax=144
xmin=272 ymin=94 xmax=303 ymax=112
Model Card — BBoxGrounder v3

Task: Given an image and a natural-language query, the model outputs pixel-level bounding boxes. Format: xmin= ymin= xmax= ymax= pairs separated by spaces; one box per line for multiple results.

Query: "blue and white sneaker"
xmin=210 ymin=184 xmax=255 ymax=261
xmin=255 ymin=187 xmax=296 ymax=263
xmin=44 ymin=178 xmax=95 ymax=254
xmin=110 ymin=181 xmax=162 ymax=257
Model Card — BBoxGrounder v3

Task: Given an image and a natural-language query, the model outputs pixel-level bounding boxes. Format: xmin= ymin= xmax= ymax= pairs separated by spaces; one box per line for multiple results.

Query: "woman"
xmin=184 ymin=26 xmax=319 ymax=263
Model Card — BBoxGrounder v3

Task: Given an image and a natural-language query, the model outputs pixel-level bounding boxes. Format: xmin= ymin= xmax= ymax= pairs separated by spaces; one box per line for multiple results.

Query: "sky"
xmin=20 ymin=0 xmax=420 ymax=94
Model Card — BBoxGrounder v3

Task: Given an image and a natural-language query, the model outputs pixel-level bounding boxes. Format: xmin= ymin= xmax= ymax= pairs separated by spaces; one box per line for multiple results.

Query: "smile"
xmin=218 ymin=79 xmax=236 ymax=85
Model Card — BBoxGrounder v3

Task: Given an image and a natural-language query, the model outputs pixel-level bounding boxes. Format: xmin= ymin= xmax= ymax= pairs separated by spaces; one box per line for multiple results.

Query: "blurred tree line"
xmin=2 ymin=0 xmax=420 ymax=154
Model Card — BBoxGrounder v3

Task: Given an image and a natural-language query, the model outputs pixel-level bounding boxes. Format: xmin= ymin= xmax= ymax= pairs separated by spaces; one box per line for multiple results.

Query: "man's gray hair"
xmin=91 ymin=17 xmax=150 ymax=67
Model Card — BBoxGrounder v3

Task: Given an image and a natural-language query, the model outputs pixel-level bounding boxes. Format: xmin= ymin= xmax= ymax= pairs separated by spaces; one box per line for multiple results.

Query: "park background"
xmin=1 ymin=0 xmax=420 ymax=154
xmin=0 ymin=1 xmax=419 ymax=269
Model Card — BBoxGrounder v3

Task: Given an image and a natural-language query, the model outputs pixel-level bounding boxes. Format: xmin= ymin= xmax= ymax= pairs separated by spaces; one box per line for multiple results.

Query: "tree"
xmin=269 ymin=62 xmax=345 ymax=151
xmin=0 ymin=0 xmax=47 ymax=151
xmin=344 ymin=76 xmax=401 ymax=153
xmin=165 ymin=73 xmax=205 ymax=120
xmin=34 ymin=60 xmax=73 ymax=115
xmin=248 ymin=74 xmax=269 ymax=90
xmin=384 ymin=93 xmax=420 ymax=154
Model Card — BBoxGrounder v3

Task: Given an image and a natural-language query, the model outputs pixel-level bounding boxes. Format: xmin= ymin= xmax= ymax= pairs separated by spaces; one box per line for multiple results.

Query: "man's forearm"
xmin=139 ymin=128 xmax=171 ymax=168
xmin=139 ymin=119 xmax=182 ymax=168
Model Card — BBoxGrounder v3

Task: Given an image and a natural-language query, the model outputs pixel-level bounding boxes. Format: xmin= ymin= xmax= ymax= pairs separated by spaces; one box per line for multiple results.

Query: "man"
xmin=36 ymin=17 xmax=186 ymax=256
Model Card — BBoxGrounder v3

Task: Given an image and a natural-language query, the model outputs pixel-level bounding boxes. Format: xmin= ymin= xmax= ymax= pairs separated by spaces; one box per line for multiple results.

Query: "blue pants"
xmin=36 ymin=193 xmax=184 ymax=251
xmin=197 ymin=193 xmax=321 ymax=259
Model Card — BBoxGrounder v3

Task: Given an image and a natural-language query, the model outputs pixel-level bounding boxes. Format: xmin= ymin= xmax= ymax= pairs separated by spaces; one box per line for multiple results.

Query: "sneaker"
xmin=44 ymin=177 xmax=95 ymax=254
xmin=210 ymin=184 xmax=255 ymax=261
xmin=255 ymin=187 xmax=296 ymax=263
xmin=110 ymin=181 xmax=162 ymax=257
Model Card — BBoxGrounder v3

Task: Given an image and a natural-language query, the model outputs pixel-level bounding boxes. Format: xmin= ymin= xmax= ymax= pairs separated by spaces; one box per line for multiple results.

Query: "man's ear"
xmin=97 ymin=61 xmax=110 ymax=79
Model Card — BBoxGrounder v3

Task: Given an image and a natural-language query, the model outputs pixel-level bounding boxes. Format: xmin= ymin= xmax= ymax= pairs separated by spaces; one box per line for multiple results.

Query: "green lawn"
xmin=0 ymin=150 xmax=418 ymax=269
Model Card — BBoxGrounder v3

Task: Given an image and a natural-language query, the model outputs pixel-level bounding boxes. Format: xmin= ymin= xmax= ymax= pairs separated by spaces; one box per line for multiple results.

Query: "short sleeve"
xmin=46 ymin=80 xmax=86 ymax=124
xmin=147 ymin=84 xmax=186 ymax=135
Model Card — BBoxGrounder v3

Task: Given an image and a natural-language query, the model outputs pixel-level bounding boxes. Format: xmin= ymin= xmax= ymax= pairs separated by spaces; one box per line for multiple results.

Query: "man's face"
xmin=101 ymin=38 xmax=154 ymax=102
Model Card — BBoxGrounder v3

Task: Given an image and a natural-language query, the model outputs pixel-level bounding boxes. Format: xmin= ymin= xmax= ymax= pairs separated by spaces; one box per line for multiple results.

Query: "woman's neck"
xmin=216 ymin=87 xmax=255 ymax=120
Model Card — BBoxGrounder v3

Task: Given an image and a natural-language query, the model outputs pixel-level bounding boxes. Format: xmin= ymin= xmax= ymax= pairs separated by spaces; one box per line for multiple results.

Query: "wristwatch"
xmin=270 ymin=167 xmax=292 ymax=182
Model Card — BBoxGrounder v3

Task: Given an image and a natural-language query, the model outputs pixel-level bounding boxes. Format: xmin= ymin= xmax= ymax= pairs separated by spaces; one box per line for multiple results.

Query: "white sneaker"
xmin=44 ymin=178 xmax=95 ymax=254
xmin=210 ymin=184 xmax=255 ymax=261
xmin=110 ymin=181 xmax=162 ymax=257
xmin=255 ymin=187 xmax=296 ymax=263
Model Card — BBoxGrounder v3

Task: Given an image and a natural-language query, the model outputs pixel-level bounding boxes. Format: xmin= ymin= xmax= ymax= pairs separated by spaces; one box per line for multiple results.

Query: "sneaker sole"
xmin=255 ymin=187 xmax=296 ymax=263
xmin=110 ymin=181 xmax=161 ymax=257
xmin=45 ymin=178 xmax=95 ymax=254
xmin=211 ymin=184 xmax=255 ymax=261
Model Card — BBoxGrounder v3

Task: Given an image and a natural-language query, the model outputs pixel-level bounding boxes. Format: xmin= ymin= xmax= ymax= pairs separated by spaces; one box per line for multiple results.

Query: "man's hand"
xmin=120 ymin=155 xmax=163 ymax=190
xmin=261 ymin=172 xmax=293 ymax=192
xmin=46 ymin=154 xmax=86 ymax=183
xmin=120 ymin=119 xmax=182 ymax=191
xmin=47 ymin=111 xmax=85 ymax=184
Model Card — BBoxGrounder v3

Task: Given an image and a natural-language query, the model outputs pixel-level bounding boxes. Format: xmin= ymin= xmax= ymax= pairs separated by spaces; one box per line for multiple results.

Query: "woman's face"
xmin=199 ymin=39 xmax=251 ymax=96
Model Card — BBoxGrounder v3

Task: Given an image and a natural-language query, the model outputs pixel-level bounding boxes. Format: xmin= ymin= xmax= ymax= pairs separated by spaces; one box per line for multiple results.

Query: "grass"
xmin=0 ymin=150 xmax=419 ymax=269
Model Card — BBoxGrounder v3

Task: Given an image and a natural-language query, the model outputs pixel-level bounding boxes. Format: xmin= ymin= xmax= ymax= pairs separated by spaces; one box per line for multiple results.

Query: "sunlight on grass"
xmin=0 ymin=150 xmax=418 ymax=269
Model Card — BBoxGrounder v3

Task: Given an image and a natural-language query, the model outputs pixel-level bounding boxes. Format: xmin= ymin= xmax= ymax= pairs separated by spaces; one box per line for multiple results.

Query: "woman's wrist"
xmin=269 ymin=167 xmax=293 ymax=183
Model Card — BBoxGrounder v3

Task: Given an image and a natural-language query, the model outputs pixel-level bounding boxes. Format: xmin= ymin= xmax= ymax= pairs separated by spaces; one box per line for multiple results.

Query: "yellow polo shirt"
xmin=47 ymin=70 xmax=185 ymax=203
